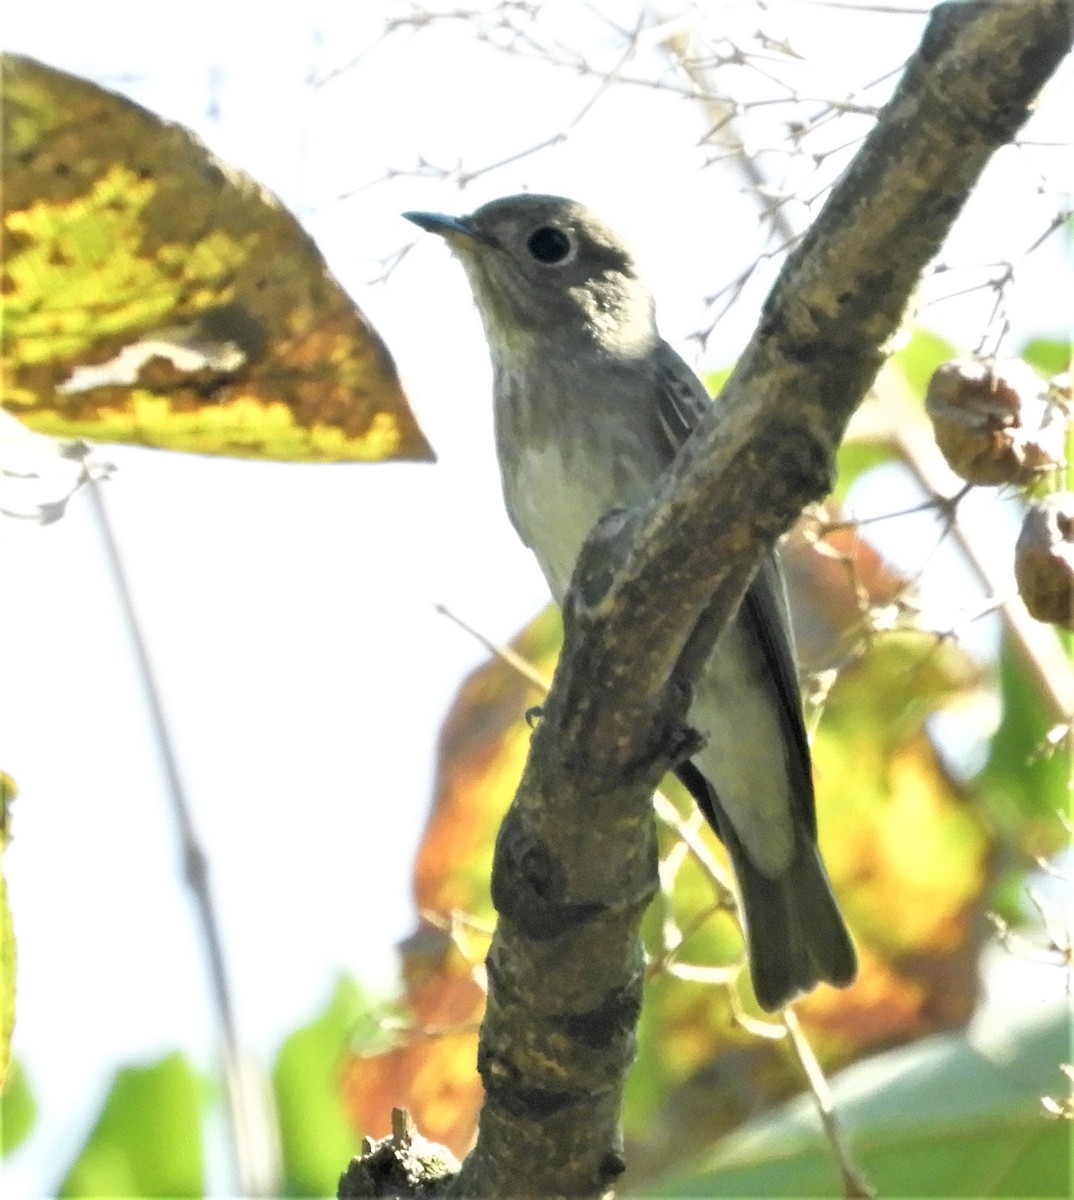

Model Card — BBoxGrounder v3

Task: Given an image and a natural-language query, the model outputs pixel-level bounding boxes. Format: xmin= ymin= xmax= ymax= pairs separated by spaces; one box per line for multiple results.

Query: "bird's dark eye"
xmin=526 ymin=226 xmax=572 ymax=264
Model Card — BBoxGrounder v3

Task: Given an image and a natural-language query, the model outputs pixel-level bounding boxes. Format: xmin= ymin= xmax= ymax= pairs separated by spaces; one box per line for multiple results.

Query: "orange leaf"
xmin=341 ymin=610 xmax=560 ymax=1156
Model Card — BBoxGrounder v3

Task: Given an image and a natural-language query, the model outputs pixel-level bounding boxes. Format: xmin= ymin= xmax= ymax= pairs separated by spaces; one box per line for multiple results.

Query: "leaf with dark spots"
xmin=1 ymin=53 xmax=433 ymax=463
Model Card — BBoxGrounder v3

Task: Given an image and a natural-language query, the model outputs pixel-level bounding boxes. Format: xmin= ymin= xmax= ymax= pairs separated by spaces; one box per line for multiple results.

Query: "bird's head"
xmin=405 ymin=194 xmax=658 ymax=365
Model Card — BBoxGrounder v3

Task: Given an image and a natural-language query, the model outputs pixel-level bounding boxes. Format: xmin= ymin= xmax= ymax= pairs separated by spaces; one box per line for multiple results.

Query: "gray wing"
xmin=650 ymin=342 xmax=712 ymax=451
xmin=650 ymin=342 xmax=815 ymax=821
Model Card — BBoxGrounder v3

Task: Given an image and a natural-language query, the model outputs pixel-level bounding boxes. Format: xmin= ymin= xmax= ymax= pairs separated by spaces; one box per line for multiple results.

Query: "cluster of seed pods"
xmin=925 ymin=357 xmax=1072 ymax=629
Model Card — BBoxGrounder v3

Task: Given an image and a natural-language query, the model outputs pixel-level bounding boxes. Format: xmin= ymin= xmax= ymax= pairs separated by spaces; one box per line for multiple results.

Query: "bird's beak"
xmin=403 ymin=211 xmax=493 ymax=246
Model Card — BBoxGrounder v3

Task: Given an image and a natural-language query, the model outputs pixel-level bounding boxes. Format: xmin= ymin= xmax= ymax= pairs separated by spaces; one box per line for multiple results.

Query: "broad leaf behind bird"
xmin=405 ymin=195 xmax=856 ymax=1011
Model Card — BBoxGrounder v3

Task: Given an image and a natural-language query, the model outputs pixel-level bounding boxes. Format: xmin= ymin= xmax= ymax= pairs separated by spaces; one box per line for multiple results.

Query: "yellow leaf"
xmin=0 ymin=54 xmax=433 ymax=464
xmin=0 ymin=772 xmax=17 ymax=1093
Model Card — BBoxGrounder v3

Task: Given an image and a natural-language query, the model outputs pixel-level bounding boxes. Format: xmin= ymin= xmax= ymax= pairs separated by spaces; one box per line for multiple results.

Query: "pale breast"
xmin=504 ymin=439 xmax=617 ymax=600
xmin=496 ymin=353 xmax=670 ymax=599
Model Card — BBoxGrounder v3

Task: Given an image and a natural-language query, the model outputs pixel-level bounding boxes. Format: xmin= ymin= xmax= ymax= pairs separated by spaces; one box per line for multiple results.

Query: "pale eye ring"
xmin=526 ymin=226 xmax=573 ymax=265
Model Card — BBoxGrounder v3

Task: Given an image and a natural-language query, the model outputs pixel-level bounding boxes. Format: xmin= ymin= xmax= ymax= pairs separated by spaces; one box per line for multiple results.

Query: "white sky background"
xmin=2 ymin=2 xmax=1072 ymax=1195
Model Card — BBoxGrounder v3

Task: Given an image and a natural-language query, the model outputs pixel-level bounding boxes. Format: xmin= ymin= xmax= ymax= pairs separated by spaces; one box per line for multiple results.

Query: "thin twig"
xmin=88 ymin=480 xmax=281 ymax=1197
xmin=433 ymin=601 xmax=551 ymax=690
xmin=652 ymin=792 xmax=737 ymax=905
xmin=378 ymin=1017 xmax=483 ymax=1040
xmin=783 ymin=1006 xmax=876 ymax=1199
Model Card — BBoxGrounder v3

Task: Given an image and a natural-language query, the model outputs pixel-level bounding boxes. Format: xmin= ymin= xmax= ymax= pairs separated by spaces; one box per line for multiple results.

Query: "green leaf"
xmin=889 ymin=327 xmax=957 ymax=399
xmin=832 ymin=438 xmax=901 ymax=497
xmin=0 ymin=1058 xmax=36 ymax=1155
xmin=273 ymin=977 xmax=366 ymax=1196
xmin=702 ymin=366 xmax=734 ymax=398
xmin=58 ymin=1052 xmax=204 ymax=1198
xmin=979 ymin=635 xmax=1071 ymax=853
xmin=1020 ymin=338 xmax=1071 ymax=378
xmin=652 ymin=1006 xmax=1070 ymax=1198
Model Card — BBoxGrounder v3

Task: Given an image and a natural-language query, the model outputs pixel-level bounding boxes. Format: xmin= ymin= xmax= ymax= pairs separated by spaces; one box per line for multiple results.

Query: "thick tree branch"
xmin=572 ymin=0 xmax=1074 ymax=745
xmin=353 ymin=4 xmax=1074 ymax=1198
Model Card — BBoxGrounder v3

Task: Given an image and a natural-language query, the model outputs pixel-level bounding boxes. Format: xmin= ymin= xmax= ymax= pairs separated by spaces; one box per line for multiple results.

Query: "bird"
xmin=405 ymin=194 xmax=856 ymax=1011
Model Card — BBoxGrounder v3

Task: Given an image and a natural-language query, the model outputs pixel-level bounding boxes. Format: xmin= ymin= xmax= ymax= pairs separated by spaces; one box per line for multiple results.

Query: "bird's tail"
xmin=674 ymin=763 xmax=856 ymax=1012
xmin=720 ymin=815 xmax=857 ymax=1012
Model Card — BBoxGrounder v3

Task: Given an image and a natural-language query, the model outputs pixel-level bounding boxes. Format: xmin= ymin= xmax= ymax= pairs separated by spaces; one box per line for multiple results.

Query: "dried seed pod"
xmin=925 ymin=358 xmax=1066 ymax=486
xmin=1015 ymin=493 xmax=1074 ymax=629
